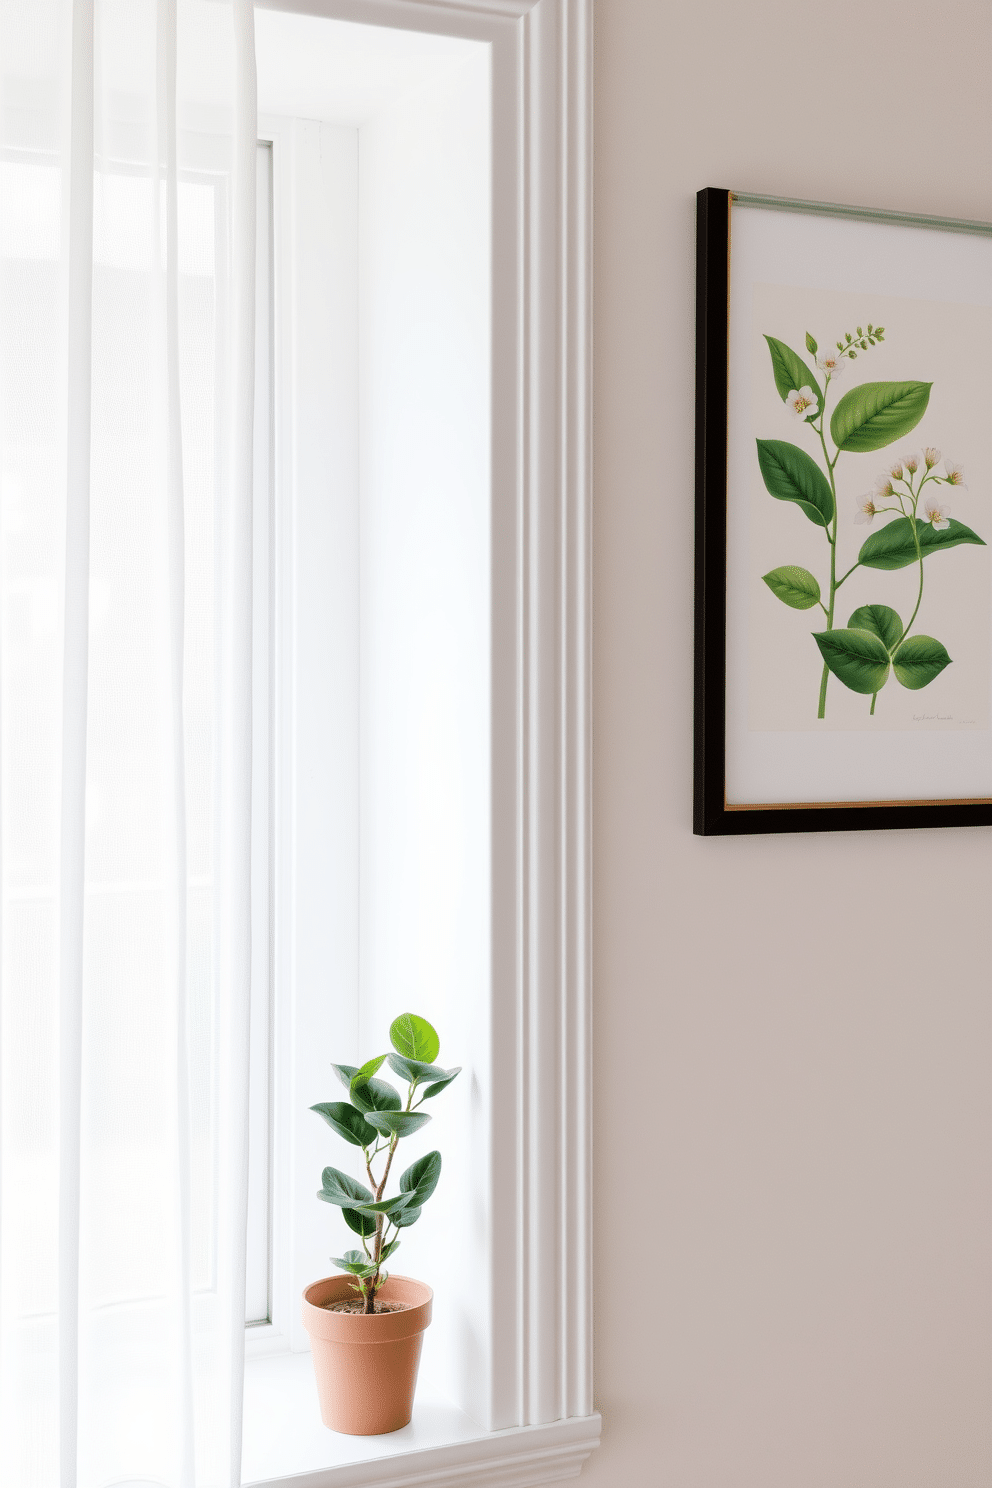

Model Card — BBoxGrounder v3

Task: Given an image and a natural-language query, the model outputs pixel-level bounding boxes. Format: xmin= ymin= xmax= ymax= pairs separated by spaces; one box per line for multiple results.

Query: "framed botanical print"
xmin=695 ymin=187 xmax=992 ymax=835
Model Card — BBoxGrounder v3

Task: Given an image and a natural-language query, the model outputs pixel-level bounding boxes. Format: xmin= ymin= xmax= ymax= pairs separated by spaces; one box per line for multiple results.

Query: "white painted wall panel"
xmin=358 ymin=47 xmax=493 ymax=1427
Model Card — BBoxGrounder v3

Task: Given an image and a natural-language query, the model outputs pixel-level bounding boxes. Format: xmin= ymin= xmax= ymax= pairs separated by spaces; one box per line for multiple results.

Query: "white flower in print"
xmin=816 ymin=350 xmax=845 ymax=377
xmin=786 ymin=386 xmax=819 ymax=420
xmin=889 ymin=459 xmax=904 ymax=480
xmin=854 ymin=494 xmax=879 ymax=525
xmin=873 ymin=474 xmax=896 ymax=499
xmin=922 ymin=494 xmax=951 ymax=530
xmin=922 ymin=446 xmax=941 ymax=469
xmin=944 ymin=459 xmax=967 ymax=489
xmin=902 ymin=452 xmax=920 ymax=474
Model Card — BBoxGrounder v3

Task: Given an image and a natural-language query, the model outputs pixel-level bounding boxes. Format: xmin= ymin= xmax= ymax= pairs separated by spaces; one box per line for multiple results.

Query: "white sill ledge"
xmin=242 ymin=1353 xmax=601 ymax=1488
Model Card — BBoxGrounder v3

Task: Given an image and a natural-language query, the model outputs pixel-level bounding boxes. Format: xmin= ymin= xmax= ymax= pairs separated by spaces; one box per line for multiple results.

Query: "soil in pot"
xmin=320 ymin=1299 xmax=409 ymax=1315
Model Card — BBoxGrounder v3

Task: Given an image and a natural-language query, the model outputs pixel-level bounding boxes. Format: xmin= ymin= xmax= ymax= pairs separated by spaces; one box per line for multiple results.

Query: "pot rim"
xmin=301 ymin=1272 xmax=433 ymax=1344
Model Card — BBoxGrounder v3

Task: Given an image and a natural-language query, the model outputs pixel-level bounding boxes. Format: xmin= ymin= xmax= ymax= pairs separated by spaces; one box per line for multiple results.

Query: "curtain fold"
xmin=0 ymin=2 xmax=258 ymax=1484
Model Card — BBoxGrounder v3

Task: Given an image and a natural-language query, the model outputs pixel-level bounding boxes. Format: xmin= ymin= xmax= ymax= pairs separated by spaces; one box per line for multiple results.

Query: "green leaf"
xmin=349 ymin=1077 xmax=402 ymax=1115
xmin=829 ymin=380 xmax=931 ymax=452
xmin=378 ymin=1239 xmax=400 ymax=1262
xmin=350 ymin=1192 xmax=417 ymax=1217
xmin=311 ymin=1102 xmax=379 ymax=1149
xmin=386 ymin=1053 xmax=450 ymax=1084
xmin=813 ymin=628 xmax=891 ymax=695
xmin=363 ymin=1109 xmax=433 ymax=1139
xmin=393 ymin=1204 xmax=422 ymax=1229
xmin=755 ymin=440 xmax=834 ymax=528
xmin=858 ymin=516 xmax=986 ymax=571
xmin=892 ymin=635 xmax=952 ymax=689
xmin=399 ymin=1150 xmax=442 ymax=1207
xmin=421 ymin=1068 xmax=461 ymax=1100
xmin=318 ymin=1167 xmax=374 ymax=1207
xmin=805 ymin=331 xmax=818 ymax=355
xmin=343 ymin=1207 xmax=377 ymax=1238
xmin=389 ymin=1013 xmax=441 ymax=1064
xmin=349 ymin=1055 xmax=387 ymax=1094
xmin=763 ymin=335 xmax=820 ymax=404
xmin=331 ymin=1252 xmax=379 ymax=1277
xmin=761 ymin=565 xmax=821 ymax=610
xmin=331 ymin=1063 xmax=360 ymax=1093
xmin=846 ymin=604 xmax=903 ymax=653
xmin=386 ymin=1053 xmax=461 ymax=1097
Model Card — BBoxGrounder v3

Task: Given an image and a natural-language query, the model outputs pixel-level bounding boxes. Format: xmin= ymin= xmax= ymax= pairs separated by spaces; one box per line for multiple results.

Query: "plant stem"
xmin=898 ymin=515 xmax=925 ymax=647
xmin=870 ymin=692 xmax=877 ymax=716
xmin=815 ymin=411 xmax=840 ymax=720
xmin=364 ymin=1135 xmax=399 ymax=1314
xmin=365 ymin=1081 xmax=416 ymax=1313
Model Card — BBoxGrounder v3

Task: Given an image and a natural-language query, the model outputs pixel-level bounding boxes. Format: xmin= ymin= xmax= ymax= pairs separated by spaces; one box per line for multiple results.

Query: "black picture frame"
xmin=693 ymin=187 xmax=992 ymax=836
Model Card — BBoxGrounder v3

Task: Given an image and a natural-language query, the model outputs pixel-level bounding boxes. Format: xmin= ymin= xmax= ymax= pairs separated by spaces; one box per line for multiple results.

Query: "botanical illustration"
xmin=757 ymin=323 xmax=986 ymax=717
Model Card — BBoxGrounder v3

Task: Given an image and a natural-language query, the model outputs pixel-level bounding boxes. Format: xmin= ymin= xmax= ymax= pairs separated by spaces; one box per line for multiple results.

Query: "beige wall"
xmin=590 ymin=2 xmax=992 ymax=1484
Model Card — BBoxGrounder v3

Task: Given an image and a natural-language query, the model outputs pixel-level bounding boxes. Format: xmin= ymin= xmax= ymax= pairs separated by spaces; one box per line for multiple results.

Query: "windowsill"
xmin=242 ymin=1352 xmax=601 ymax=1488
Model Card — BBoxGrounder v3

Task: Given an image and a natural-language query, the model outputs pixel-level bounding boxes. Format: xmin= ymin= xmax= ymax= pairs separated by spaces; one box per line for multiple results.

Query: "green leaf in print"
xmin=892 ymin=635 xmax=952 ymax=689
xmin=812 ymin=628 xmax=891 ymax=695
xmin=756 ymin=440 xmax=834 ymax=528
xmin=762 ymin=566 xmax=821 ymax=610
xmin=805 ymin=332 xmax=818 ymax=355
xmin=858 ymin=516 xmax=986 ymax=571
xmin=829 ymin=380 xmax=931 ymax=452
xmin=764 ymin=335 xmax=820 ymax=405
xmin=846 ymin=604 xmax=903 ymax=653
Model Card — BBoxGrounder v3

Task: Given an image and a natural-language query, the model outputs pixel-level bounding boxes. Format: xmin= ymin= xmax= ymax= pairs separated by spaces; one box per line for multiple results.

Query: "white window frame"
xmin=246 ymin=0 xmax=595 ymax=1482
xmin=245 ymin=136 xmax=276 ymax=1330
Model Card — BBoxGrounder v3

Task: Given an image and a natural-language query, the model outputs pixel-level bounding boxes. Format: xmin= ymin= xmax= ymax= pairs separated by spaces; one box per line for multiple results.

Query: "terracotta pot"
xmin=301 ymin=1273 xmax=433 ymax=1435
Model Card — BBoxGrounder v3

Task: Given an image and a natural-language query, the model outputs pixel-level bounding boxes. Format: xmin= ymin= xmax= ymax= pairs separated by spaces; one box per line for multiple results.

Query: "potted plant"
xmin=301 ymin=1011 xmax=460 ymax=1435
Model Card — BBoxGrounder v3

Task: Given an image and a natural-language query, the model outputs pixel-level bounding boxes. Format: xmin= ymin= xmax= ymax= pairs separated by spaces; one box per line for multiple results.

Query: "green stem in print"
xmin=814 ymin=392 xmax=840 ymax=720
xmin=869 ymin=691 xmax=877 ymax=716
xmin=897 ymin=492 xmax=925 ymax=647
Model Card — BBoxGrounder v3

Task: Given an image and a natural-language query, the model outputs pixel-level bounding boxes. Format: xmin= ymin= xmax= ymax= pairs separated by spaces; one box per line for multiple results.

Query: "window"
xmin=0 ymin=2 xmax=594 ymax=1485
xmin=238 ymin=6 xmax=597 ymax=1483
xmin=243 ymin=19 xmax=493 ymax=1396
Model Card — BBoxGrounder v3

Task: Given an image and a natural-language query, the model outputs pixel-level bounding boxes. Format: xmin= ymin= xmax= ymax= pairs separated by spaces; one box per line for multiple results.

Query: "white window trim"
xmin=247 ymin=0 xmax=595 ymax=1481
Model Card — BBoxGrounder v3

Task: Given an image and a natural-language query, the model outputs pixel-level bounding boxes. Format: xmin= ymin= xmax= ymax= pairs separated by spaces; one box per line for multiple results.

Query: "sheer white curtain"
xmin=0 ymin=2 xmax=257 ymax=1485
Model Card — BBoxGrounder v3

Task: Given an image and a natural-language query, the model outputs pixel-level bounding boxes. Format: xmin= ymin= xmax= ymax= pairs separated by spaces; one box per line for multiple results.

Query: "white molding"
xmin=258 ymin=0 xmax=539 ymax=31
xmin=253 ymin=0 xmax=594 ymax=1455
xmin=244 ymin=1414 xmax=602 ymax=1488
